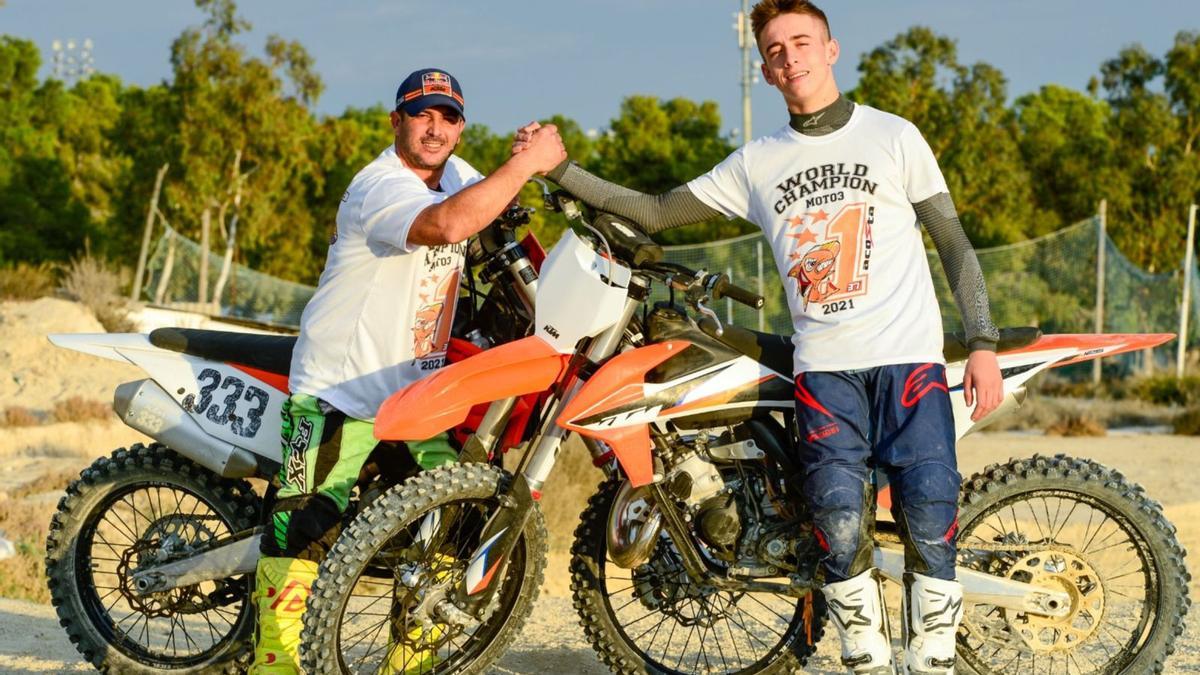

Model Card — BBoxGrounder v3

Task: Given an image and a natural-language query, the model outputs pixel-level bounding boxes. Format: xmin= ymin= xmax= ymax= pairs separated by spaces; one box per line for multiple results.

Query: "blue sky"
xmin=4 ymin=1 xmax=1198 ymax=139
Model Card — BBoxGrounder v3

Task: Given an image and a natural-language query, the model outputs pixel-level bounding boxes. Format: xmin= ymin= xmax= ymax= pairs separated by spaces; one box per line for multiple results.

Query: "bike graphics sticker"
xmin=784 ymin=202 xmax=874 ymax=312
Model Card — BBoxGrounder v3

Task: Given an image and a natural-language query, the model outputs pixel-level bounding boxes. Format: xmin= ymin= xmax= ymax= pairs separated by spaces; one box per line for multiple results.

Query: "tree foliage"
xmin=0 ymin=12 xmax=1197 ymax=285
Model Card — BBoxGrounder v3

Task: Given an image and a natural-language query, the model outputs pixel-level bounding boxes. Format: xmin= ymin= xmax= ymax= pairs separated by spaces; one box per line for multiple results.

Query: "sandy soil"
xmin=2 ymin=299 xmax=1198 ymax=672
xmin=2 ymin=430 xmax=1198 ymax=674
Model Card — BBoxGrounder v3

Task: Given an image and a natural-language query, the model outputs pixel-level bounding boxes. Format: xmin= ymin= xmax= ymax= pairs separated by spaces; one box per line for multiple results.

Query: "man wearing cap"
xmin=250 ymin=68 xmax=566 ymax=674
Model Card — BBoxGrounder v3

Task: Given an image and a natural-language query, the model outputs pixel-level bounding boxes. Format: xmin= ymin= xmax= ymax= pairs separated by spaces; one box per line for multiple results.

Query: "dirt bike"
xmin=42 ymin=207 xmax=544 ymax=673
xmin=299 ymin=190 xmax=1190 ymax=675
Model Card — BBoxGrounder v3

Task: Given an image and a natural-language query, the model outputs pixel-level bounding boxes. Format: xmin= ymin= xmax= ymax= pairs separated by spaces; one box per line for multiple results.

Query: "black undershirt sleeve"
xmin=914 ymin=192 xmax=1000 ymax=351
xmin=546 ymin=160 xmax=720 ymax=234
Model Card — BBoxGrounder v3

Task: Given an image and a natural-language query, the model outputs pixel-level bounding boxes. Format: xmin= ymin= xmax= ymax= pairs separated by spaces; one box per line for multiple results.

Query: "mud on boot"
xmin=822 ymin=568 xmax=893 ymax=674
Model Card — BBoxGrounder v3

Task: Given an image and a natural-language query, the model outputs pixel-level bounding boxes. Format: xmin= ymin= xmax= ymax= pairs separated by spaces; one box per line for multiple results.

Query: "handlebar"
xmin=710 ymin=276 xmax=765 ymax=310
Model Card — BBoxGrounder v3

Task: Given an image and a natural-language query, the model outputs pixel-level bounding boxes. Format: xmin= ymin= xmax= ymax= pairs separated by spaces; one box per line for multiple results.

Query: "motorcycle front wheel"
xmin=300 ymin=463 xmax=547 ymax=674
xmin=955 ymin=454 xmax=1190 ymax=674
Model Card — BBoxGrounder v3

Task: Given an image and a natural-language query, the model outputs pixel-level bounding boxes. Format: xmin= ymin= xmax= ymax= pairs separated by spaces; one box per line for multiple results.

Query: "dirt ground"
xmin=3 ymin=425 xmax=1199 ymax=673
xmin=2 ymin=299 xmax=1199 ymax=672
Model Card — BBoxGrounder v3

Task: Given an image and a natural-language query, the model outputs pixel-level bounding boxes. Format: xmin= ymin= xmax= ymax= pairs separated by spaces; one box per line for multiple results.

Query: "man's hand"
xmin=511 ymin=123 xmax=566 ymax=175
xmin=963 ymin=350 xmax=1002 ymax=422
xmin=512 ymin=121 xmax=540 ymax=155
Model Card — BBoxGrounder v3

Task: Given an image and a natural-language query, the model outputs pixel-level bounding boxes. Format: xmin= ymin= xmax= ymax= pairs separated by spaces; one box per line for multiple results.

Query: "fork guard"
xmin=374 ymin=336 xmax=570 ymax=441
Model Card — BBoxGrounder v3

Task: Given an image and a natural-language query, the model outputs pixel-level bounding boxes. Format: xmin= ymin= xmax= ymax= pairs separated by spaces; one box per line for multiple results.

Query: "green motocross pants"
xmin=261 ymin=393 xmax=456 ymax=561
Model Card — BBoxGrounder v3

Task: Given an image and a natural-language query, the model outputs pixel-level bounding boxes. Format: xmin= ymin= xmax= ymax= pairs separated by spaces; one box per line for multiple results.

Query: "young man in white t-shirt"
xmin=519 ymin=2 xmax=1003 ymax=672
xmin=250 ymin=68 xmax=566 ymax=674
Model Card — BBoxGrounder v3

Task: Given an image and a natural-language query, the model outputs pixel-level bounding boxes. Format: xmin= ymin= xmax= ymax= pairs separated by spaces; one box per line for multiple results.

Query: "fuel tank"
xmin=643 ymin=304 xmax=793 ymax=429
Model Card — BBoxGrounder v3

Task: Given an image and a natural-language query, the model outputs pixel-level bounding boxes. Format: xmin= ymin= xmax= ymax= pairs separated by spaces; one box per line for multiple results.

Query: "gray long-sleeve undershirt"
xmin=546 ymin=161 xmax=1000 ymax=351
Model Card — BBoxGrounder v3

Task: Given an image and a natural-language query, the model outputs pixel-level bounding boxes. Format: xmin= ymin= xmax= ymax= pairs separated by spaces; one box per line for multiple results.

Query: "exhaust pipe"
xmin=114 ymin=379 xmax=261 ymax=478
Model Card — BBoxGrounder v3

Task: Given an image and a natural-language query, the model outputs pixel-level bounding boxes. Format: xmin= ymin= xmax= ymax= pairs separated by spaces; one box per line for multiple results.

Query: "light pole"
xmin=734 ymin=1 xmax=759 ymax=144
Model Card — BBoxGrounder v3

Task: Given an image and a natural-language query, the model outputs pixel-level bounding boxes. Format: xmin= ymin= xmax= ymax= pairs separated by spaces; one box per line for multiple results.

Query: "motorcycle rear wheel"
xmin=45 ymin=443 xmax=260 ymax=674
xmin=571 ymin=477 xmax=827 ymax=675
xmin=955 ymin=454 xmax=1189 ymax=674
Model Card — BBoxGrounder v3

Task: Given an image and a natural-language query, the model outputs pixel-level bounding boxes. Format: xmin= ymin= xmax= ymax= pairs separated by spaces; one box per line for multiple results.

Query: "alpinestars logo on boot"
xmin=285 ymin=418 xmax=313 ymax=489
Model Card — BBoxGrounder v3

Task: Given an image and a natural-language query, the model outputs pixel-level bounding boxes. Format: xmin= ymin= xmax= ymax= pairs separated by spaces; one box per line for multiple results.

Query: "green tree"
xmin=1014 ymin=85 xmax=1125 ymax=230
xmin=1099 ymin=34 xmax=1200 ymax=272
xmin=0 ymin=37 xmax=92 ymax=263
xmin=166 ymin=0 xmax=325 ymax=289
xmin=584 ymin=95 xmax=748 ymax=244
xmin=850 ymin=27 xmax=1037 ymax=245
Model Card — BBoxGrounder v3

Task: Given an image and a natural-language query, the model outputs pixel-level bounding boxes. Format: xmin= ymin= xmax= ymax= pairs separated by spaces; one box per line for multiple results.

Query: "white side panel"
xmin=535 ymin=229 xmax=631 ymax=353
xmin=120 ymin=349 xmax=285 ymax=461
xmin=948 ymin=347 xmax=1078 ymax=439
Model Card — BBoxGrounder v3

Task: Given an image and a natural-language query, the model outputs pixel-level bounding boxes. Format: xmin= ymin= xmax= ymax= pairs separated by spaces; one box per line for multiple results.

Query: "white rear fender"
xmin=47 ymin=333 xmax=153 ymax=364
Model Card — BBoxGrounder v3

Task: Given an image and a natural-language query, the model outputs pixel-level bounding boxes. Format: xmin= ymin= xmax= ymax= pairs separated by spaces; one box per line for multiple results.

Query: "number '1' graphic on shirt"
xmin=784 ymin=202 xmax=873 ymax=310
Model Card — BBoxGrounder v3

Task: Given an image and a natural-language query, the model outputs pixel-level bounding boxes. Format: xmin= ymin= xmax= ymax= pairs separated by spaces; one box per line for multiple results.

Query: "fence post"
xmin=1180 ymin=204 xmax=1198 ymax=378
xmin=1093 ymin=200 xmax=1107 ymax=385
xmin=131 ymin=163 xmax=168 ymax=301
xmin=726 ymin=266 xmax=734 ymax=323
xmin=756 ymin=240 xmax=765 ymax=331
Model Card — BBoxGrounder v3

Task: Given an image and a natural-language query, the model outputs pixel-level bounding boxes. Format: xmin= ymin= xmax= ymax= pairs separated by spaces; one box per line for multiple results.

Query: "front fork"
xmin=445 ymin=294 xmax=642 ymax=618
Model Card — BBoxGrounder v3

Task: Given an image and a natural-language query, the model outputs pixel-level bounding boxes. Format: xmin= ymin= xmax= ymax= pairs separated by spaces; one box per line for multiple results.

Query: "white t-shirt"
xmin=687 ymin=104 xmax=948 ymax=375
xmin=289 ymin=146 xmax=483 ymax=420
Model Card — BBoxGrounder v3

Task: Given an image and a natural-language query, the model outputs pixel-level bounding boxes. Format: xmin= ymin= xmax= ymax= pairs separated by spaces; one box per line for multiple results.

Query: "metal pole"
xmin=756 ymin=239 xmax=765 ymax=331
xmin=726 ymin=265 xmax=734 ymax=323
xmin=1093 ymin=200 xmax=1107 ymax=385
xmin=739 ymin=0 xmax=752 ymax=143
xmin=131 ymin=163 xmax=168 ymax=301
xmin=1179 ymin=204 xmax=1198 ymax=378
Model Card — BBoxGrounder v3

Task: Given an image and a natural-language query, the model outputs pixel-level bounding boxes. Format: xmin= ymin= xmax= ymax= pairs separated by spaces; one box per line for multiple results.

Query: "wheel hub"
xmin=1004 ymin=548 xmax=1105 ymax=653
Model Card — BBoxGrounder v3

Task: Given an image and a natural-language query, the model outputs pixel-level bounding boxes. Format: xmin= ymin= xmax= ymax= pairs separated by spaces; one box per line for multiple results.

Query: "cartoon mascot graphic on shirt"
xmin=413 ymin=269 xmax=461 ymax=358
xmin=788 ymin=240 xmax=841 ymax=309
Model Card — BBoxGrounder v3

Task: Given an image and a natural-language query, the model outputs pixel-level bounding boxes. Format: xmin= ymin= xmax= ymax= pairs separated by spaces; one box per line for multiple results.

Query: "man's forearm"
xmin=547 ymin=161 xmax=720 ymax=234
xmin=915 ymin=193 xmax=1000 ymax=351
xmin=408 ymin=154 xmax=540 ymax=246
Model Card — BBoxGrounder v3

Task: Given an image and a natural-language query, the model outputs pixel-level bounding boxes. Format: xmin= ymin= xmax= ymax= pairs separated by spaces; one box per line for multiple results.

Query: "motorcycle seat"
xmin=149 ymin=327 xmax=297 ymax=375
xmin=715 ymin=325 xmax=1043 ymax=377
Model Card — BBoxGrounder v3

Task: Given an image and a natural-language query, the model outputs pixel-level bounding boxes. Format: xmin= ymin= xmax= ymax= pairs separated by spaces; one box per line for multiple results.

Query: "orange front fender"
xmin=375 ymin=336 xmax=569 ymax=441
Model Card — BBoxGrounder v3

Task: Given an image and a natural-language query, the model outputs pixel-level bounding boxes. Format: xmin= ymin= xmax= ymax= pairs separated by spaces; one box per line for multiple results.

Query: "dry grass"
xmin=0 ymin=262 xmax=57 ymax=300
xmin=985 ymin=394 xmax=1176 ymax=432
xmin=1045 ymin=412 xmax=1107 ymax=437
xmin=51 ymin=397 xmax=112 ymax=424
xmin=9 ymin=468 xmax=80 ymax=500
xmin=0 ymin=500 xmax=53 ymax=603
xmin=1174 ymin=407 xmax=1200 ymax=435
xmin=0 ymin=406 xmax=41 ymax=428
xmin=60 ymin=256 xmax=136 ymax=332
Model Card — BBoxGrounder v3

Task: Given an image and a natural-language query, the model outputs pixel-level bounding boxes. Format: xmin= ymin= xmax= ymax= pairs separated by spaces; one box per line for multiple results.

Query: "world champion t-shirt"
xmin=289 ymin=146 xmax=483 ymax=420
xmin=687 ymin=104 xmax=948 ymax=375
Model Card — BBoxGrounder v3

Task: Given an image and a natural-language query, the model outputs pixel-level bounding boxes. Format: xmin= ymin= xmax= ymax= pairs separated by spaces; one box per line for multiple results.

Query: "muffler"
xmin=114 ymin=379 xmax=260 ymax=478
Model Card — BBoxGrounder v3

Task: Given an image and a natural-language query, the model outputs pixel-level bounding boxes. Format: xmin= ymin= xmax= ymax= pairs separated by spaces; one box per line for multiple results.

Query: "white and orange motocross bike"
xmin=299 ymin=190 xmax=1188 ymax=675
xmin=42 ymin=207 xmax=548 ymax=673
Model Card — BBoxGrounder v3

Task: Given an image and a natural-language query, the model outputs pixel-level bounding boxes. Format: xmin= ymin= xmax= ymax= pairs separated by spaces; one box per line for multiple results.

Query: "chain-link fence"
xmin=143 ymin=210 xmax=1200 ymax=377
xmin=143 ymin=226 xmax=315 ymax=328
xmin=660 ymin=216 xmax=1200 ymax=377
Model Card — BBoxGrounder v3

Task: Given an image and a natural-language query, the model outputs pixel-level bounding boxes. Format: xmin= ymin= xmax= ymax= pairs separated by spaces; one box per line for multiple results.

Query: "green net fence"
xmin=143 ymin=215 xmax=1200 ymax=376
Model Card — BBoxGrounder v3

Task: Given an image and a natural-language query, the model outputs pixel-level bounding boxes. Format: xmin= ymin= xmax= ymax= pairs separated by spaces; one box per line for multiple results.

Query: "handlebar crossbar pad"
xmin=591 ymin=213 xmax=664 ymax=268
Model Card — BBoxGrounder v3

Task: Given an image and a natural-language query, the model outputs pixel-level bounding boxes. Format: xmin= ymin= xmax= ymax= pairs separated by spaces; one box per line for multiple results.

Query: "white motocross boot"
xmin=901 ymin=573 xmax=964 ymax=674
xmin=821 ymin=569 xmax=893 ymax=674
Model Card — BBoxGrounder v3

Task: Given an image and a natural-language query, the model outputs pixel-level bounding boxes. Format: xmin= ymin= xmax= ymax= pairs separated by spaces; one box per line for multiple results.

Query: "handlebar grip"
xmin=712 ymin=277 xmax=765 ymax=310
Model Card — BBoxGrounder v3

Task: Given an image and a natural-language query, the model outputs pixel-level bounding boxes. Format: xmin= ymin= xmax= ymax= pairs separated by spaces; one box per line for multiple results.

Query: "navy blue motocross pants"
xmin=794 ymin=363 xmax=960 ymax=581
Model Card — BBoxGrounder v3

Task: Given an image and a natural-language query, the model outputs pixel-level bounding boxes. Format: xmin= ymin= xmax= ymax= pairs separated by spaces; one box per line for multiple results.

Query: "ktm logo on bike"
xmin=268 ymin=580 xmax=309 ymax=613
xmin=901 ymin=363 xmax=948 ymax=408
